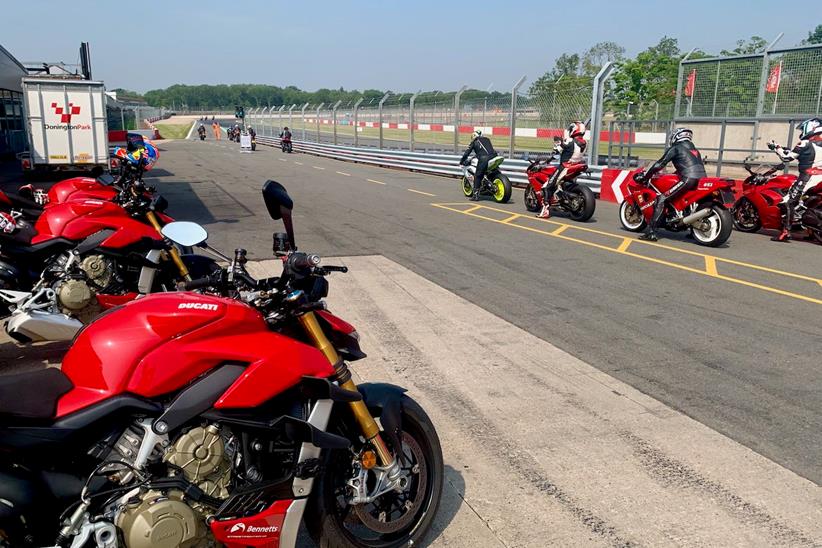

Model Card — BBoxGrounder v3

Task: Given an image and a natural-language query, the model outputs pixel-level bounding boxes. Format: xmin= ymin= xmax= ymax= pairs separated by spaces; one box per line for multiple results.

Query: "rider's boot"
xmin=469 ymin=189 xmax=480 ymax=202
xmin=536 ymin=204 xmax=550 ymax=219
xmin=771 ymin=229 xmax=791 ymax=242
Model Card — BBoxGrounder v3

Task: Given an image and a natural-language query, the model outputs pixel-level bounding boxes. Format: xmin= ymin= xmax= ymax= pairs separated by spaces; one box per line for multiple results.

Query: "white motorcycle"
xmin=460 ymin=155 xmax=512 ymax=203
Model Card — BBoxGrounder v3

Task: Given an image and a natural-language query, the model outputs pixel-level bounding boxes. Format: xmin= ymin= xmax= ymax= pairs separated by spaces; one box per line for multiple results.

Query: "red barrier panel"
xmin=600 ymin=168 xmax=633 ymax=203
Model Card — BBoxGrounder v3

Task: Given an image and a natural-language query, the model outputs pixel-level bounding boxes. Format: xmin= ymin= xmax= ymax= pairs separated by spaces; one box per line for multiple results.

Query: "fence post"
xmin=378 ymin=92 xmax=391 ymax=149
xmin=588 ymin=62 xmax=616 ymax=165
xmin=301 ymin=103 xmax=309 ymax=141
xmin=509 ymin=75 xmax=527 ymax=159
xmin=716 ymin=119 xmax=727 ymax=176
xmin=353 ymin=98 xmax=364 ymax=148
xmin=315 ymin=103 xmax=324 ymax=143
xmin=260 ymin=107 xmax=269 ymax=136
xmin=276 ymin=106 xmax=285 ymax=136
xmin=409 ymin=91 xmax=420 ymax=151
xmin=332 ymin=100 xmax=342 ymax=145
xmin=751 ymin=33 xmax=784 ymax=155
xmin=288 ymin=104 xmax=296 ymax=134
xmin=453 ymin=85 xmax=467 ymax=153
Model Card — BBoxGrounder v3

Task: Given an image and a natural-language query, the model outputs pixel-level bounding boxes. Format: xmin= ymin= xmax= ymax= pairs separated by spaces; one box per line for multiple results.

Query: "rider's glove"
xmin=0 ymin=212 xmax=18 ymax=234
xmin=767 ymin=140 xmax=778 ymax=151
xmin=634 ymin=171 xmax=647 ymax=184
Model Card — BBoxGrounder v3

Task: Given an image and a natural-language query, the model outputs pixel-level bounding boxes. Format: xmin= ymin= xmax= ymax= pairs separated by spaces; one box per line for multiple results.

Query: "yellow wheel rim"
xmin=462 ymin=178 xmax=473 ymax=196
xmin=493 ymin=179 xmax=505 ymax=201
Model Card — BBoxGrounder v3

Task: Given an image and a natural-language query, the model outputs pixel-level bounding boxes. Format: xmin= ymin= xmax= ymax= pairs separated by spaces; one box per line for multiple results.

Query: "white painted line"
xmin=278 ymin=158 xmax=288 ymax=162
xmin=336 ymin=171 xmax=351 ymax=176
xmin=185 ymin=120 xmax=198 ymax=140
xmin=366 ymin=178 xmax=386 ymax=185
xmin=408 ymin=188 xmax=436 ymax=197
xmin=312 ymin=166 xmax=325 ymax=170
xmin=295 ymin=161 xmax=304 ymax=165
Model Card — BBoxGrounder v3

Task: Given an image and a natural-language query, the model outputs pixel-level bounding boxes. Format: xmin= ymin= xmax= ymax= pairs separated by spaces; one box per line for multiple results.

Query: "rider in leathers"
xmin=537 ymin=121 xmax=587 ymax=219
xmin=768 ymin=118 xmax=822 ymax=242
xmin=635 ymin=127 xmax=706 ymax=241
xmin=460 ymin=130 xmax=498 ymax=201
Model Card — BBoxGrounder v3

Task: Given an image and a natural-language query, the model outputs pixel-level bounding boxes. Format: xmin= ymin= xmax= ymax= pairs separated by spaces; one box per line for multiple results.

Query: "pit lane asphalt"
xmin=149 ymin=136 xmax=822 ymax=484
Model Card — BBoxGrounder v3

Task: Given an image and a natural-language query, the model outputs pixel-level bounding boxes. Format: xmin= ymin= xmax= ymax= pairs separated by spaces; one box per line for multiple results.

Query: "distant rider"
xmin=767 ymin=118 xmax=822 ymax=242
xmin=634 ymin=127 xmax=706 ymax=242
xmin=197 ymin=123 xmax=206 ymax=139
xmin=460 ymin=130 xmax=498 ymax=201
xmin=537 ymin=121 xmax=587 ymax=219
xmin=280 ymin=126 xmax=292 ymax=140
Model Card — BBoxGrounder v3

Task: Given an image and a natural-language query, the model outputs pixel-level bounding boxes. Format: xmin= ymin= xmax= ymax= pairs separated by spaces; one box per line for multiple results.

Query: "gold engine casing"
xmin=164 ymin=424 xmax=231 ymax=499
xmin=115 ymin=490 xmax=205 ymax=548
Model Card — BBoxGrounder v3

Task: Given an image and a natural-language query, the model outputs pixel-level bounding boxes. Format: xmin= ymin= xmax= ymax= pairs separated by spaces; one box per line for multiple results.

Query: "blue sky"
xmin=2 ymin=1 xmax=818 ymax=93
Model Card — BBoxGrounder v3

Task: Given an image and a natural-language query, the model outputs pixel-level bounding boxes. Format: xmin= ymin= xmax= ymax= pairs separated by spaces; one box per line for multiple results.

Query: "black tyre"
xmin=691 ymin=204 xmax=733 ymax=247
xmin=490 ymin=173 xmax=512 ymax=204
xmin=461 ymin=176 xmax=473 ymax=197
xmin=305 ymin=395 xmax=444 ymax=548
xmin=732 ymin=198 xmax=762 ymax=232
xmin=524 ymin=186 xmax=540 ymax=212
xmin=566 ymin=185 xmax=596 ymax=222
xmin=618 ymin=200 xmax=647 ymax=232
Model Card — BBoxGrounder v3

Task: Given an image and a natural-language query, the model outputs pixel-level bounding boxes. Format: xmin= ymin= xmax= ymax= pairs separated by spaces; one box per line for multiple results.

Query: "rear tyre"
xmin=732 ymin=198 xmax=762 ymax=232
xmin=305 ymin=395 xmax=444 ymax=548
xmin=461 ymin=176 xmax=474 ymax=197
xmin=524 ymin=186 xmax=540 ymax=212
xmin=691 ymin=204 xmax=733 ymax=247
xmin=491 ymin=173 xmax=512 ymax=204
xmin=619 ymin=200 xmax=646 ymax=232
xmin=566 ymin=186 xmax=596 ymax=222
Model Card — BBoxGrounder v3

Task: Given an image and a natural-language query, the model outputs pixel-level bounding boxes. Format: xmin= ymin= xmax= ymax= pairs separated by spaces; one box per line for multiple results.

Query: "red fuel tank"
xmin=47 ymin=177 xmax=118 ymax=205
xmin=31 ymin=199 xmax=159 ymax=248
xmin=57 ymin=293 xmax=334 ymax=417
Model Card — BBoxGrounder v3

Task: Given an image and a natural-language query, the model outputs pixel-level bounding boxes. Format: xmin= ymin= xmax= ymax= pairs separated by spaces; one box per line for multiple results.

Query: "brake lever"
xmin=321 ymin=265 xmax=348 ymax=274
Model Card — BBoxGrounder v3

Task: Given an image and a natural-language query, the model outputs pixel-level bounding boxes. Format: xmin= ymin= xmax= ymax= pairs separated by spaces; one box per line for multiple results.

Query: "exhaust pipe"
xmin=681 ymin=208 xmax=713 ymax=226
xmin=5 ymin=310 xmax=83 ymax=343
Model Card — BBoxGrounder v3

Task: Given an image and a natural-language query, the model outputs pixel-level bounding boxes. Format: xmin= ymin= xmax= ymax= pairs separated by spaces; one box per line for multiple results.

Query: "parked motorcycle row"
xmin=0 ymin=139 xmax=444 ymax=547
xmin=461 ymin=152 xmax=821 ymax=248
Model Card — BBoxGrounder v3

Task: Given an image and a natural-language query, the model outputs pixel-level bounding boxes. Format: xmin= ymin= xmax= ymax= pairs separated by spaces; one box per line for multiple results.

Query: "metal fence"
xmin=246 ymin=69 xmax=614 ymax=164
xmin=675 ymin=42 xmax=822 ymax=120
xmin=106 ymin=104 xmax=166 ymax=131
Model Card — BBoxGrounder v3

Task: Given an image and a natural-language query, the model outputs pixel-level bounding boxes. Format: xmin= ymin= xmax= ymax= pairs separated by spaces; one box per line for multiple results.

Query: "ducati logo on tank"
xmin=177 ymin=302 xmax=219 ymax=311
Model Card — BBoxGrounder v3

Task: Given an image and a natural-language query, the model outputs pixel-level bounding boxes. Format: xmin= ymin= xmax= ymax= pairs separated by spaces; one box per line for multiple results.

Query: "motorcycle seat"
xmin=0 ymin=368 xmax=73 ymax=419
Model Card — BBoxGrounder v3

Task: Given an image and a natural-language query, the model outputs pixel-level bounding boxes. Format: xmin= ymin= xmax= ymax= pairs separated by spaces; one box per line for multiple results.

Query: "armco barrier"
xmin=255 ymin=136 xmax=602 ymax=194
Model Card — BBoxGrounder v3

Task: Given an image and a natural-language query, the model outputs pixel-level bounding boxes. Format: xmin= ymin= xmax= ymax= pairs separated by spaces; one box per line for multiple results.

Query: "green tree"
xmin=582 ymin=41 xmax=625 ymax=76
xmin=721 ymin=36 xmax=767 ymax=55
xmin=609 ymin=36 xmax=684 ymax=116
xmin=802 ymin=24 xmax=822 ymax=44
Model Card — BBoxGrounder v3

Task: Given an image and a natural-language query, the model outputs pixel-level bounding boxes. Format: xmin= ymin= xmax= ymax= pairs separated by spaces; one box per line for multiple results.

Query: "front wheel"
xmin=565 ymin=185 xmax=596 ymax=222
xmin=619 ymin=200 xmax=647 ymax=232
xmin=305 ymin=395 xmax=444 ymax=548
xmin=732 ymin=198 xmax=762 ymax=232
xmin=524 ymin=186 xmax=540 ymax=212
xmin=691 ymin=204 xmax=733 ymax=247
xmin=490 ymin=173 xmax=512 ymax=203
xmin=461 ymin=176 xmax=474 ymax=197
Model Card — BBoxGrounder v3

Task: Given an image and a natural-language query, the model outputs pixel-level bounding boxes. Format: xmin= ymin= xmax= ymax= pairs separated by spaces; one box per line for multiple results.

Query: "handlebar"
xmin=184 ymin=276 xmax=215 ymax=290
xmin=287 ymin=252 xmax=321 ymax=274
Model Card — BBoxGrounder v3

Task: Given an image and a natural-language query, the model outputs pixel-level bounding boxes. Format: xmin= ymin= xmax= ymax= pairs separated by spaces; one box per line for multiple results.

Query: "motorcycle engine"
xmin=55 ymin=255 xmax=114 ymax=322
xmin=111 ymin=424 xmax=233 ymax=548
xmin=115 ymin=490 xmax=206 ymax=548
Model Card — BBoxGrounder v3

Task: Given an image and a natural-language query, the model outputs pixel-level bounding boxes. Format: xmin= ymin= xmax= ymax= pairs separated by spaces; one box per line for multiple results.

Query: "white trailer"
xmin=20 ymin=77 xmax=109 ymax=176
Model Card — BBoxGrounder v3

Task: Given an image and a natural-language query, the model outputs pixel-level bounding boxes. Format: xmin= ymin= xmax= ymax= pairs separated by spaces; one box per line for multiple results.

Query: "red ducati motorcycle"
xmin=0 ymin=180 xmax=443 ymax=548
xmin=523 ymin=157 xmax=596 ymax=221
xmin=733 ymin=163 xmax=822 ymax=242
xmin=618 ymin=168 xmax=736 ymax=247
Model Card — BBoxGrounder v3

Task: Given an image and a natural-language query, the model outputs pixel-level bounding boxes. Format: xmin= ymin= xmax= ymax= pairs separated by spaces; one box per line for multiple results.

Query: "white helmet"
xmin=669 ymin=127 xmax=694 ymax=146
xmin=472 ymin=129 xmax=482 ymax=139
xmin=566 ymin=121 xmax=586 ymax=138
xmin=798 ymin=118 xmax=822 ymax=140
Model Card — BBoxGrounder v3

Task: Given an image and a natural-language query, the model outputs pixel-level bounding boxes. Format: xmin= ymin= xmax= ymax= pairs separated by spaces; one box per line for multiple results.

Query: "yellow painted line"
xmin=552 ymin=225 xmax=569 ymax=235
xmin=705 ymin=256 xmax=719 ymax=277
xmin=336 ymin=171 xmax=351 ymax=176
xmin=501 ymin=213 xmax=521 ymax=224
xmin=408 ymin=189 xmax=436 ymax=197
xmin=617 ymin=238 xmax=633 ymax=252
xmin=366 ymin=179 xmax=386 ymax=185
xmin=463 ymin=205 xmax=482 ymax=214
xmin=294 ymin=161 xmax=303 ymax=165
xmin=469 ymin=202 xmax=822 ymax=285
xmin=431 ymin=203 xmax=822 ymax=306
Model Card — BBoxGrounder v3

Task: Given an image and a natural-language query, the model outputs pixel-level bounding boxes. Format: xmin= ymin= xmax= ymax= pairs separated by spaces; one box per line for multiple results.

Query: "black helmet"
xmin=669 ymin=127 xmax=693 ymax=147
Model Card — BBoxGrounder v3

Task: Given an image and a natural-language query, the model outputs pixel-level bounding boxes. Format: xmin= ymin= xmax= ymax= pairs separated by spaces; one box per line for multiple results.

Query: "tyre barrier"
xmin=255 ymin=136 xmax=603 ymax=194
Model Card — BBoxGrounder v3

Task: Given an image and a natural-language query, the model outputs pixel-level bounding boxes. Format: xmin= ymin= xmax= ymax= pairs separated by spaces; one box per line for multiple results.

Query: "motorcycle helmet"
xmin=566 ymin=121 xmax=586 ymax=138
xmin=669 ymin=127 xmax=694 ymax=147
xmin=798 ymin=118 xmax=822 ymax=141
xmin=472 ymin=130 xmax=482 ymax=139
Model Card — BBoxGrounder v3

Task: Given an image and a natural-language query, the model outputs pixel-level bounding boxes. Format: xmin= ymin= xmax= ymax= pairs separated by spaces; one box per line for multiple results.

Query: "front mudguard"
xmin=356 ymin=383 xmax=407 ymax=457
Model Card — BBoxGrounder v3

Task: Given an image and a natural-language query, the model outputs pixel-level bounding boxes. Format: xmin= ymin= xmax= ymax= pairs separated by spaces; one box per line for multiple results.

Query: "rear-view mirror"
xmin=161 ymin=221 xmax=208 ymax=247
